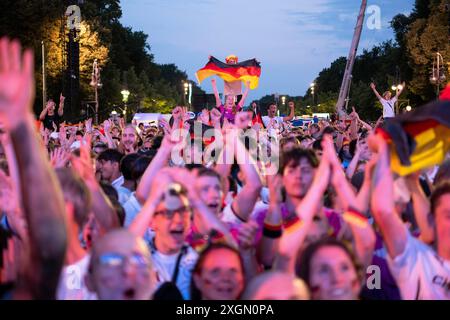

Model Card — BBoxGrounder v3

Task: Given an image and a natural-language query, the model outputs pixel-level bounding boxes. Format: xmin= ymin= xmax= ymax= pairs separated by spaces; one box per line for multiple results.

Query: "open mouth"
xmin=170 ymin=230 xmax=185 ymax=241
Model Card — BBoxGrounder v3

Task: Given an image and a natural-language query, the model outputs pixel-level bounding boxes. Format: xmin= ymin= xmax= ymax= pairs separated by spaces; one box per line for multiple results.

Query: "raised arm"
xmin=135 ymin=123 xmax=180 ymax=204
xmin=211 ymin=78 xmax=222 ymax=108
xmin=39 ymin=103 xmax=49 ymax=121
xmin=237 ymin=81 xmax=251 ymax=109
xmin=71 ymin=137 xmax=120 ymax=231
xmin=369 ymin=133 xmax=407 ymax=259
xmin=0 ymin=38 xmax=67 ymax=299
xmin=282 ymin=102 xmax=295 ymax=122
xmin=275 ymin=148 xmax=331 ymax=273
xmin=230 ymin=113 xmax=263 ymax=221
xmin=258 ymin=174 xmax=283 ymax=269
xmin=404 ymin=173 xmax=434 ymax=244
xmin=370 ymin=82 xmax=383 ymax=101
xmin=324 ymin=135 xmax=375 ymax=267
xmin=102 ymin=119 xmax=116 ymax=149
xmin=58 ymin=93 xmax=64 ymax=117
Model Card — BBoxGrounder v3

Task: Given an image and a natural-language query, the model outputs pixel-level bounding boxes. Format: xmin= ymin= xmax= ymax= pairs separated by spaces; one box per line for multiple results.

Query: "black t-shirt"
xmin=43 ymin=113 xmax=62 ymax=131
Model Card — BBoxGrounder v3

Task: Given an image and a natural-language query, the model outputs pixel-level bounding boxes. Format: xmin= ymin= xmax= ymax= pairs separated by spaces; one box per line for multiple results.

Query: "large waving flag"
xmin=196 ymin=56 xmax=261 ymax=90
xmin=379 ymin=85 xmax=450 ymax=176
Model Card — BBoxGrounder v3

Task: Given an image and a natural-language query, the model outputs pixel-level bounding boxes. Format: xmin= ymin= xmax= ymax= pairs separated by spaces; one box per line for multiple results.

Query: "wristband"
xmin=263 ymin=222 xmax=282 ymax=239
xmin=342 ymin=208 xmax=369 ymax=228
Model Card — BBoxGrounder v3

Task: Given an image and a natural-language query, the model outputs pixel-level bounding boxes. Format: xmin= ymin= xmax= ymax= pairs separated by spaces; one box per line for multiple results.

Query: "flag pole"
xmin=335 ymin=0 xmax=367 ymax=117
xmin=42 ymin=41 xmax=47 ymax=109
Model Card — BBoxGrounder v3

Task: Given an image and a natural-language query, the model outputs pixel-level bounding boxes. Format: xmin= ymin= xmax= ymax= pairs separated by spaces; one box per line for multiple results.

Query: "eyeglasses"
xmin=154 ymin=206 xmax=191 ymax=219
xmin=98 ymin=252 xmax=151 ymax=270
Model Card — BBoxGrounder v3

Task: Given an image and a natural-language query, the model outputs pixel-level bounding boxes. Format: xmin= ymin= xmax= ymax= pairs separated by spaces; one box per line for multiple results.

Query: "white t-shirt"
xmin=387 ymin=230 xmax=450 ymax=299
xmin=262 ymin=116 xmax=283 ymax=129
xmin=380 ymin=96 xmax=397 ymax=118
xmin=152 ymin=246 xmax=198 ymax=300
xmin=114 ymin=185 xmax=132 ymax=206
xmin=57 ymin=254 xmax=97 ymax=300
xmin=111 ymin=175 xmax=125 ymax=189
xmin=123 ymin=192 xmax=142 ymax=227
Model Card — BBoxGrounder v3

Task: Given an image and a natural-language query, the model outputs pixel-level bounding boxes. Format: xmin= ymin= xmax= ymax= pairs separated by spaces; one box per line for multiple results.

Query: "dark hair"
xmin=151 ymin=136 xmax=163 ymax=150
xmin=120 ymin=153 xmax=140 ymax=180
xmin=430 ymin=181 xmax=450 ymax=216
xmin=312 ymin=139 xmax=323 ymax=151
xmin=279 ymin=147 xmax=318 ymax=174
xmin=97 ymin=149 xmax=123 ymax=164
xmin=190 ymin=243 xmax=245 ymax=301
xmin=298 ymin=135 xmax=313 ymax=142
xmin=196 ymin=167 xmax=222 ymax=182
xmin=349 ymin=139 xmax=357 ymax=156
xmin=322 ymin=126 xmax=335 ymax=136
xmin=296 ymin=237 xmax=363 ymax=292
xmin=130 ymin=155 xmax=152 ymax=181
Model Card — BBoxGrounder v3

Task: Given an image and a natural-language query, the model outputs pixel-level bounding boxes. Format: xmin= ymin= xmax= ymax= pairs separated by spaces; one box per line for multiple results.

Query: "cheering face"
xmin=194 ymin=248 xmax=244 ymax=300
xmin=268 ymin=105 xmax=277 ymax=117
xmin=122 ymin=127 xmax=137 ymax=150
xmin=225 ymin=95 xmax=235 ymax=107
xmin=434 ymin=194 xmax=450 ymax=251
xmin=309 ymin=246 xmax=360 ymax=300
xmin=195 ymin=176 xmax=223 ymax=216
xmin=47 ymin=100 xmax=56 ymax=113
xmin=151 ymin=195 xmax=191 ymax=254
xmin=383 ymin=92 xmax=392 ymax=100
xmin=87 ymin=231 xmax=155 ymax=300
xmin=282 ymin=158 xmax=315 ymax=199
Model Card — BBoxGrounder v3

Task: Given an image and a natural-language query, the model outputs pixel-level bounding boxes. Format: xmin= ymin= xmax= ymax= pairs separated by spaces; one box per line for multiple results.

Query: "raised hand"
xmin=237 ymin=220 xmax=258 ymax=250
xmin=59 ymin=93 xmax=65 ymax=107
xmin=370 ymin=83 xmax=376 ymax=90
xmin=50 ymin=147 xmax=70 ymax=169
xmin=71 ymin=136 xmax=96 ymax=188
xmin=267 ymin=174 xmax=283 ymax=205
xmin=172 ymin=106 xmax=183 ymax=121
xmin=103 ymin=119 xmax=111 ymax=133
xmin=85 ymin=118 xmax=93 ymax=133
xmin=0 ymin=38 xmax=35 ymax=130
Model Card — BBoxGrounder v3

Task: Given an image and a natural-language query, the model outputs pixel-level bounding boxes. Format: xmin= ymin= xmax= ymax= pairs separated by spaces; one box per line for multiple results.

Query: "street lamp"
xmin=121 ymin=89 xmax=130 ymax=123
xmin=90 ymin=59 xmax=102 ymax=125
xmin=430 ymin=52 xmax=446 ymax=98
xmin=406 ymin=105 xmax=412 ymax=112
xmin=310 ymin=82 xmax=316 ymax=106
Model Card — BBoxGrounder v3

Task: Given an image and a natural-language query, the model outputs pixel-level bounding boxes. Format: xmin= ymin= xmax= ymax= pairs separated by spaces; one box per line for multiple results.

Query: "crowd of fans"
xmin=1 ymin=38 xmax=449 ymax=300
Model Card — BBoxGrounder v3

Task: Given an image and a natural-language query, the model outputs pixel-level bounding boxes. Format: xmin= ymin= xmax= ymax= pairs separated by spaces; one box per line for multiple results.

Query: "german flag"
xmin=196 ymin=56 xmax=261 ymax=90
xmin=379 ymin=89 xmax=450 ymax=176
